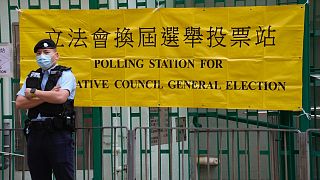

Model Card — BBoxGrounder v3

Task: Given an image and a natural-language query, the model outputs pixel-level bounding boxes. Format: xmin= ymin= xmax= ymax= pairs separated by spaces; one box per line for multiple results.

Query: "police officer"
xmin=16 ymin=39 xmax=76 ymax=180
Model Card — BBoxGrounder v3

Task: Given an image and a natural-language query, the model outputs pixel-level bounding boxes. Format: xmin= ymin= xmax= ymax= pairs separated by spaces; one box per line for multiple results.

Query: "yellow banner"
xmin=19 ymin=5 xmax=305 ymax=110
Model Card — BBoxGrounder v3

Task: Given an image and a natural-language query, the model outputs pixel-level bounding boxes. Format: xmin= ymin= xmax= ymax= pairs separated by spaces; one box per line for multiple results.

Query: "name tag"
xmin=30 ymin=72 xmax=41 ymax=78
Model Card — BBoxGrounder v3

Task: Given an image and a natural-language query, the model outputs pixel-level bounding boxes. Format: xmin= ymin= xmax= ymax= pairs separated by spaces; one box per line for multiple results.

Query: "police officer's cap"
xmin=33 ymin=39 xmax=56 ymax=53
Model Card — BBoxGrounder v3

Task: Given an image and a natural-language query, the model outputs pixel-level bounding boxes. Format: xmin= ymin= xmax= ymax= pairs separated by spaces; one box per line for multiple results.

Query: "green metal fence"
xmin=0 ymin=0 xmax=319 ymax=179
xmin=0 ymin=126 xmax=309 ymax=180
xmin=134 ymin=127 xmax=302 ymax=180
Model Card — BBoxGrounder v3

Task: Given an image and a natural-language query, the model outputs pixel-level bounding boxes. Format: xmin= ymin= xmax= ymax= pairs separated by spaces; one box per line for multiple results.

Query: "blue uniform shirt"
xmin=17 ymin=65 xmax=76 ymax=120
xmin=17 ymin=65 xmax=76 ymax=99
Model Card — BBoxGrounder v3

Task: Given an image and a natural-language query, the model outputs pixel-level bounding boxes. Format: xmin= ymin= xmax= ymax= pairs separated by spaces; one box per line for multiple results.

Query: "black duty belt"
xmin=30 ymin=118 xmax=64 ymax=131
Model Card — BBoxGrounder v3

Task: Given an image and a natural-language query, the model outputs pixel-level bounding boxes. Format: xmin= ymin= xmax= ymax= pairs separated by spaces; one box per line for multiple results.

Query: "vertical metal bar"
xmin=299 ymin=0 xmax=312 ymax=176
xmin=175 ymin=118 xmax=180 ymax=180
xmin=274 ymin=130 xmax=279 ymax=180
xmin=278 ymin=131 xmax=282 ymax=180
xmin=169 ymin=128 xmax=172 ymax=180
xmin=236 ymin=113 xmax=240 ymax=180
xmin=267 ymin=129 xmax=272 ymax=179
xmin=181 ymin=127 xmax=185 ymax=180
xmin=23 ymin=139 xmax=26 ymax=180
xmin=312 ymin=0 xmax=317 ymax=69
xmin=113 ymin=128 xmax=117 ymax=179
xmin=300 ymin=0 xmax=310 ymax=132
xmin=299 ymin=132 xmax=310 ymax=180
xmin=92 ymin=107 xmax=102 ymax=180
xmin=145 ymin=128 xmax=148 ymax=180
xmin=157 ymin=108 xmax=161 ymax=180
xmin=168 ymin=109 xmax=172 ymax=180
xmin=245 ymin=111 xmax=251 ymax=180
xmin=305 ymin=131 xmax=311 ymax=180
xmin=226 ymin=112 xmax=230 ymax=180
xmin=205 ymin=110 xmax=210 ymax=179
xmin=216 ymin=117 xmax=220 ymax=180
xmin=219 ymin=131 xmax=223 ymax=180
xmin=81 ymin=110 xmax=86 ymax=180
xmin=120 ymin=119 xmax=124 ymax=180
xmin=1 ymin=78 xmax=5 ymax=180
xmin=284 ymin=132 xmax=288 ymax=180
xmin=269 ymin=131 xmax=275 ymax=180
xmin=11 ymin=78 xmax=16 ymax=180
xmin=87 ymin=129 xmax=91 ymax=180
xmin=311 ymin=80 xmax=317 ymax=178
xmin=288 ymin=131 xmax=295 ymax=180
xmin=74 ymin=131 xmax=78 ymax=180
xmin=312 ymin=82 xmax=316 ymax=128
xmin=10 ymin=79 xmax=16 ymax=180
xmin=9 ymin=130 xmax=12 ymax=180
xmin=257 ymin=131 xmax=260 ymax=180
xmin=89 ymin=0 xmax=98 ymax=9
xmin=232 ymin=130 xmax=235 ymax=180
xmin=193 ymin=130 xmax=198 ymax=180
xmin=139 ymin=109 xmax=142 ymax=180
xmin=6 ymin=0 xmax=12 ymax=42
xmin=197 ymin=129 xmax=200 ymax=180
xmin=111 ymin=120 xmax=114 ymax=180
xmin=309 ymin=131 xmax=315 ymax=180
xmin=245 ymin=131 xmax=248 ymax=180
xmin=207 ymin=130 xmax=210 ymax=180
xmin=146 ymin=111 xmax=152 ymax=179
xmin=158 ymin=127 xmax=161 ymax=180
xmin=127 ymin=130 xmax=135 ymax=180
xmin=149 ymin=125 xmax=152 ymax=180
xmin=188 ymin=111 xmax=191 ymax=180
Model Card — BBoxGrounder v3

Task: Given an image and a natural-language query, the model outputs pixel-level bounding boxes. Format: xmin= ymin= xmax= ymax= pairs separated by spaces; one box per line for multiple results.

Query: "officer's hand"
xmin=25 ymin=88 xmax=40 ymax=100
xmin=25 ymin=88 xmax=32 ymax=99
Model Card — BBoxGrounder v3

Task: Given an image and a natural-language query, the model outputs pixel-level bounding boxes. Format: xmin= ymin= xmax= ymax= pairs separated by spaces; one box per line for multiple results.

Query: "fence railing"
xmin=306 ymin=129 xmax=320 ymax=180
xmin=0 ymin=127 xmax=317 ymax=180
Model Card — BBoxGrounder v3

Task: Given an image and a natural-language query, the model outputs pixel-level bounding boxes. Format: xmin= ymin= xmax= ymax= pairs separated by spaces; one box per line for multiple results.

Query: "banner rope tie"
xmin=153 ymin=0 xmax=161 ymax=13
xmin=299 ymin=107 xmax=311 ymax=120
xmin=15 ymin=5 xmax=23 ymax=13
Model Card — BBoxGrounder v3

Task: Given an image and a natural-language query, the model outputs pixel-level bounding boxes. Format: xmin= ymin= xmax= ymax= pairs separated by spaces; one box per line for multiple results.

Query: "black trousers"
xmin=27 ymin=129 xmax=74 ymax=180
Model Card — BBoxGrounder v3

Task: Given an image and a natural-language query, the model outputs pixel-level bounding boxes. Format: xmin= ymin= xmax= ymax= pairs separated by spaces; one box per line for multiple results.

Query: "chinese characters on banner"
xmin=19 ymin=5 xmax=305 ymax=110
xmin=45 ymin=25 xmax=276 ymax=49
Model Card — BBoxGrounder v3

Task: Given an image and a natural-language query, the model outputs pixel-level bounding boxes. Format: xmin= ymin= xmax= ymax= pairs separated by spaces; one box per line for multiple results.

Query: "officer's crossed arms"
xmin=16 ymin=85 xmax=70 ymax=109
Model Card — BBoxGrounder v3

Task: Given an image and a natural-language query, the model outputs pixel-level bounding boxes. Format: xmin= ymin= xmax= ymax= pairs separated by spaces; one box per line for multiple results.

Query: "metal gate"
xmin=0 ymin=0 xmax=320 ymax=179
xmin=0 ymin=126 xmax=314 ymax=180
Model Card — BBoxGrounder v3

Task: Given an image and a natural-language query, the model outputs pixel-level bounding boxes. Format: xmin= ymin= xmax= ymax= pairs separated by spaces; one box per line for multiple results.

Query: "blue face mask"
xmin=36 ymin=54 xmax=53 ymax=70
